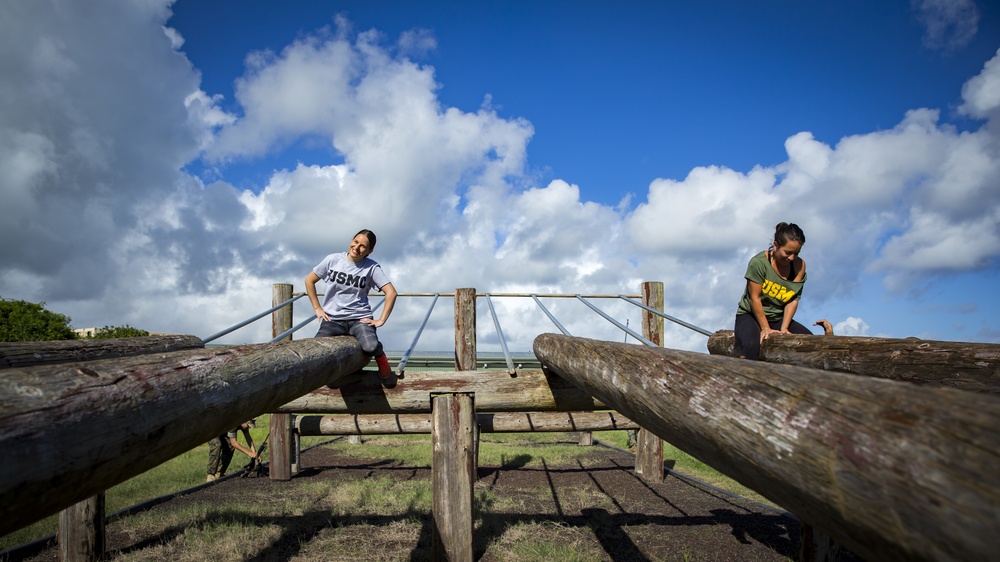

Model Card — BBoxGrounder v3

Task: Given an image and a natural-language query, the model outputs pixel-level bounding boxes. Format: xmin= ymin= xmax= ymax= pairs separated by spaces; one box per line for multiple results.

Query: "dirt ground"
xmin=11 ymin=443 xmax=811 ymax=561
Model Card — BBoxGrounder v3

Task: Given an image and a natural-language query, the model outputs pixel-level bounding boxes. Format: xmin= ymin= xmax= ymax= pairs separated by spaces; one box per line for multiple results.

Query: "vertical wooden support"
xmin=799 ymin=522 xmax=844 ymax=562
xmin=291 ymin=416 xmax=300 ymax=475
xmin=432 ymin=394 xmax=475 ymax=562
xmin=636 ymin=281 xmax=665 ymax=482
xmin=268 ymin=412 xmax=292 ymax=481
xmin=578 ymin=432 xmax=594 ymax=446
xmin=454 ymin=288 xmax=480 ymax=471
xmin=270 ymin=283 xmax=294 ymax=480
xmin=272 ymin=283 xmax=294 ymax=342
xmin=454 ymin=288 xmax=477 ymax=372
xmin=57 ymin=493 xmax=104 ymax=562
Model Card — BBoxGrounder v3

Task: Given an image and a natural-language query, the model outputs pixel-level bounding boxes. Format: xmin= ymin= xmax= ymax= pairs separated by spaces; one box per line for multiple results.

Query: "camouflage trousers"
xmin=207 ymin=435 xmax=234 ymax=477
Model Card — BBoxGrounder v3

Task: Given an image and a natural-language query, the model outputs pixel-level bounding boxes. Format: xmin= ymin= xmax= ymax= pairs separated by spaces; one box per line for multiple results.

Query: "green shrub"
xmin=0 ymin=297 xmax=77 ymax=342
xmin=90 ymin=325 xmax=150 ymax=338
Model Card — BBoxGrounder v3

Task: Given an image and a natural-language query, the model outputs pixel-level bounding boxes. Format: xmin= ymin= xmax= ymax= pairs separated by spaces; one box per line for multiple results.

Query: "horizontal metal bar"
xmin=485 ymin=294 xmax=516 ymax=375
xmin=203 ymin=294 xmax=307 ymax=343
xmin=576 ymin=295 xmax=656 ymax=347
xmin=397 ymin=294 xmax=440 ymax=375
xmin=618 ymin=295 xmax=713 ymax=337
xmin=532 ymin=294 xmax=572 ymax=336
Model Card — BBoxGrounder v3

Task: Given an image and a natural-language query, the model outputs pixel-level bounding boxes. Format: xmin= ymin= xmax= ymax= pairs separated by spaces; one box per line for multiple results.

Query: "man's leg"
xmin=207 ymin=436 xmax=225 ymax=481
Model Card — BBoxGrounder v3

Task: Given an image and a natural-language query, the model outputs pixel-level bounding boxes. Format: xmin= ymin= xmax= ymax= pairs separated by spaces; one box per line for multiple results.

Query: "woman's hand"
xmin=314 ymin=307 xmax=331 ymax=322
xmin=759 ymin=326 xmax=778 ymax=343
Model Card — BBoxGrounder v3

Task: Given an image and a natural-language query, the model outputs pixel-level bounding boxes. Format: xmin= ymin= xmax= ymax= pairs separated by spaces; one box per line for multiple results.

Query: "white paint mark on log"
xmin=689 ymin=385 xmax=816 ymax=459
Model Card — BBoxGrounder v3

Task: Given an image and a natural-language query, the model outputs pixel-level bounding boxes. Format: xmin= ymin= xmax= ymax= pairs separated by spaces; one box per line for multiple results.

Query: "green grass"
xmin=1 ymin=424 xmax=774 ymax=554
xmin=0 ymin=422 xmax=272 ymax=552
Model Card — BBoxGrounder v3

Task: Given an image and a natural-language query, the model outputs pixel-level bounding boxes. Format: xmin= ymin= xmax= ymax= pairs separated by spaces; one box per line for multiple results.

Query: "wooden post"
xmin=431 ymin=393 xmax=475 ymax=562
xmin=271 ymin=283 xmax=294 ymax=342
xmin=269 ymin=405 xmax=293 ymax=481
xmin=533 ymin=334 xmax=1000 ymax=562
xmin=453 ymin=287 xmax=482 ymax=471
xmin=57 ymin=493 xmax=104 ymax=562
xmin=800 ymin=522 xmax=843 ymax=562
xmin=291 ymin=423 xmax=301 ymax=475
xmin=270 ymin=283 xmax=294 ymax=480
xmin=0 ymin=337 xmax=367 ymax=536
xmin=454 ymin=288 xmax=476 ymax=372
xmin=636 ymin=281 xmax=664 ymax=482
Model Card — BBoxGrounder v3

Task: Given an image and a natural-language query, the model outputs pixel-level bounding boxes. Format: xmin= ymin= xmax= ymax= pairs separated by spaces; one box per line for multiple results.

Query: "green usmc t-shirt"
xmin=736 ymin=251 xmax=806 ymax=321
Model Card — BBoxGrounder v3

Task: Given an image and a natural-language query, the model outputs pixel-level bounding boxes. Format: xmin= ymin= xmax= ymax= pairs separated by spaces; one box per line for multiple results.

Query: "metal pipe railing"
xmin=575 ymin=295 xmax=656 ymax=347
xmin=203 ymin=294 xmax=308 ymax=343
xmin=485 ymin=295 xmax=516 ymax=375
xmin=396 ymin=294 xmax=439 ymax=375
xmin=618 ymin=295 xmax=713 ymax=337
xmin=531 ymin=294 xmax=572 ymax=335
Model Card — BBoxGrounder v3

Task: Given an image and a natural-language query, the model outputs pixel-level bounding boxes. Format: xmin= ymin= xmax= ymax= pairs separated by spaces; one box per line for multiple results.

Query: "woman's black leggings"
xmin=734 ymin=313 xmax=812 ymax=360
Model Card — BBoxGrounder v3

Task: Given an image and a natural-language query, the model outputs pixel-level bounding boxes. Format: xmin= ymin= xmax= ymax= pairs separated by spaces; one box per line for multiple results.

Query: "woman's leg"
xmin=349 ymin=321 xmax=384 ymax=357
xmin=315 ymin=319 xmax=349 ymax=338
xmin=786 ymin=319 xmax=814 ymax=335
xmin=734 ymin=314 xmax=762 ymax=360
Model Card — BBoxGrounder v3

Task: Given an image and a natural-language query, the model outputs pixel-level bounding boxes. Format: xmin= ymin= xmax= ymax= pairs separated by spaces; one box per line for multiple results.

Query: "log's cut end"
xmin=707 ymin=330 xmax=737 ymax=357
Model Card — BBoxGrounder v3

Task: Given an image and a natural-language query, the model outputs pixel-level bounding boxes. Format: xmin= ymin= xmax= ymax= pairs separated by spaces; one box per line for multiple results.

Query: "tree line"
xmin=0 ymin=296 xmax=149 ymax=342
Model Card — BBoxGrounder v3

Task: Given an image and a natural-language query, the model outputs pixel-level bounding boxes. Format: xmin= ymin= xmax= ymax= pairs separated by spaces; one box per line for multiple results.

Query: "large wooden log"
xmin=0 ymin=334 xmax=204 ymax=369
xmin=533 ymin=333 xmax=1000 ymax=562
xmin=276 ymin=369 xmax=606 ymax=414
xmin=707 ymin=330 xmax=1000 ymax=394
xmin=0 ymin=336 xmax=367 ymax=536
xmin=295 ymin=411 xmax=638 ymax=435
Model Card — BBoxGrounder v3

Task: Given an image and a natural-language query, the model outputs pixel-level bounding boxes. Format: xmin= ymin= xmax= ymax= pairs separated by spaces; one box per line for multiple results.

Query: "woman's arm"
xmin=367 ymin=282 xmax=397 ymax=328
xmin=780 ymin=299 xmax=800 ymax=332
xmin=746 ymin=280 xmax=776 ymax=343
xmin=780 ymin=257 xmax=806 ymax=332
xmin=304 ymin=271 xmax=331 ymax=321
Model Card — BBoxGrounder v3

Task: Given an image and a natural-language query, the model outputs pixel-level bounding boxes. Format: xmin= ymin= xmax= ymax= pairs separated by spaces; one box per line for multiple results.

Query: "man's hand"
xmin=813 ymin=319 xmax=834 ymax=336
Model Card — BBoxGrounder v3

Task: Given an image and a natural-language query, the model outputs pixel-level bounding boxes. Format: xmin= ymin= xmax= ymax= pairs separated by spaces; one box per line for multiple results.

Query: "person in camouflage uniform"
xmin=206 ymin=420 xmax=257 ymax=482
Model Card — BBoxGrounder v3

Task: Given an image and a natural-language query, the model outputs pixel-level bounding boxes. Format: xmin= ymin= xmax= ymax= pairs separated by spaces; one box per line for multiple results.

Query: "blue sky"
xmin=2 ymin=0 xmax=999 ymax=351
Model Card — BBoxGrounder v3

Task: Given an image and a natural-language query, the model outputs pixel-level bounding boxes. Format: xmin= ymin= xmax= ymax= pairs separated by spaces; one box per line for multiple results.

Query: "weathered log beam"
xmin=534 ymin=333 xmax=1000 ymax=562
xmin=0 ymin=334 xmax=204 ymax=369
xmin=276 ymin=369 xmax=607 ymax=413
xmin=0 ymin=336 xmax=368 ymax=536
xmin=295 ymin=411 xmax=638 ymax=435
xmin=707 ymin=329 xmax=1000 ymax=393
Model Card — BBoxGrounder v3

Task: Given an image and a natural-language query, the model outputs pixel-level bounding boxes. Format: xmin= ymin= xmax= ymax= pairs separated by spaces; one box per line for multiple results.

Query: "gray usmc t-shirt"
xmin=313 ymin=252 xmax=391 ymax=321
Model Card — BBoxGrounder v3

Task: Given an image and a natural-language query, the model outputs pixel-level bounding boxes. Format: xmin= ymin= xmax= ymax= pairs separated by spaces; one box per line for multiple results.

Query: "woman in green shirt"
xmin=734 ymin=222 xmax=812 ymax=360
